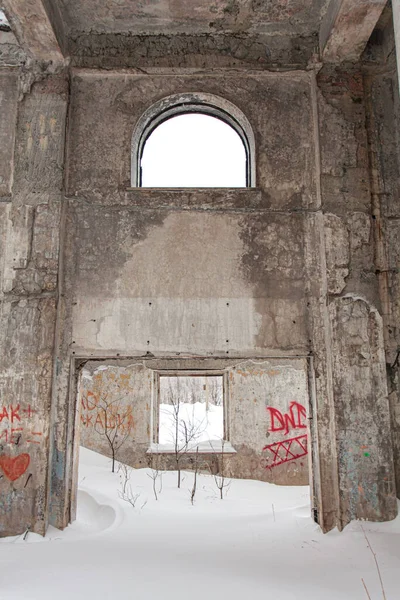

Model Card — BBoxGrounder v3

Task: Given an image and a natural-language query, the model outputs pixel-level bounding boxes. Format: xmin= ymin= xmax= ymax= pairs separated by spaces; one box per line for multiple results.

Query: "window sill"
xmin=146 ymin=441 xmax=236 ymax=454
xmin=123 ymin=188 xmax=265 ymax=211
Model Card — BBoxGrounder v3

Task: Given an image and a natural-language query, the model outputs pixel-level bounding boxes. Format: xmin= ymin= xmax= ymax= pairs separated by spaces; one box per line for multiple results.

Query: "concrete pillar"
xmin=0 ymin=73 xmax=68 ymax=537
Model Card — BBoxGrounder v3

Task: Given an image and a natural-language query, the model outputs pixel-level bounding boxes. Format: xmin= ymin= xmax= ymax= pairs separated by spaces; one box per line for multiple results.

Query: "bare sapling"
xmin=190 ymin=446 xmax=199 ymax=505
xmin=118 ymin=461 xmax=131 ymax=496
xmin=119 ymin=487 xmax=142 ymax=508
xmin=163 ymin=379 xmax=206 ymax=488
xmin=118 ymin=462 xmax=144 ymax=508
xmin=213 ymin=438 xmax=231 ymax=499
xmin=147 ymin=450 xmax=164 ymax=501
xmin=94 ymin=389 xmax=133 ymax=473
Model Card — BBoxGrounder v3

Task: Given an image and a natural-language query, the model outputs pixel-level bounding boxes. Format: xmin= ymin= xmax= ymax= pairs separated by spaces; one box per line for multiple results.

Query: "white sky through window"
xmin=0 ymin=9 xmax=10 ymax=30
xmin=141 ymin=113 xmax=247 ymax=187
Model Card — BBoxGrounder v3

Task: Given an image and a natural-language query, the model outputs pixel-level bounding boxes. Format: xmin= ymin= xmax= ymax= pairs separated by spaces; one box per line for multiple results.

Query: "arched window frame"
xmin=131 ymin=92 xmax=256 ymax=188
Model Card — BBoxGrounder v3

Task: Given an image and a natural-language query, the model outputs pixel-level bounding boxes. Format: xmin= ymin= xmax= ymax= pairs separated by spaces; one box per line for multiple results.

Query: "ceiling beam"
xmin=2 ymin=0 xmax=65 ymax=64
xmin=320 ymin=0 xmax=387 ymax=62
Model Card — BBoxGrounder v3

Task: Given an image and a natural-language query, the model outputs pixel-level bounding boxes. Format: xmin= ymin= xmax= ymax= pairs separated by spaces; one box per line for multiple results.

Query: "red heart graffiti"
xmin=0 ymin=453 xmax=30 ymax=481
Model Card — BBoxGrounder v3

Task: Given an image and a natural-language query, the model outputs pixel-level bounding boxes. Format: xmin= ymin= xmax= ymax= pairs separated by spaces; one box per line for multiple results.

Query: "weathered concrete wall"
xmin=66 ymin=198 xmax=308 ymax=355
xmin=302 ymin=63 xmax=397 ymax=530
xmin=43 ymin=71 xmax=318 ymax=529
xmin=363 ymin=8 xmax=400 ymax=499
xmin=0 ymin=70 xmax=18 ymax=197
xmin=61 ymin=0 xmax=324 ymax=69
xmin=1 ymin=35 xmax=399 ymax=536
xmin=62 ymin=72 xmax=314 ymax=360
xmin=330 ymin=296 xmax=397 ymax=524
xmin=78 ymin=363 xmax=148 ymax=463
xmin=0 ymin=74 xmax=67 ymax=536
xmin=79 ymin=358 xmax=310 ymax=485
xmin=42 ymin=66 xmax=397 ymax=534
xmin=67 ymin=71 xmax=317 ymax=208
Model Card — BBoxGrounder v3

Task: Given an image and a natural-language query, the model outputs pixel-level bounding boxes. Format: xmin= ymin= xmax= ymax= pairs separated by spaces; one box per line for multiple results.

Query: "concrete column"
xmin=0 ymin=73 xmax=69 ymax=537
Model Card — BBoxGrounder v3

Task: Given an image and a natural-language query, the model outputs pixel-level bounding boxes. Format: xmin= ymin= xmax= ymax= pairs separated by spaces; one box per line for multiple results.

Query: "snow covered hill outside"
xmin=1 ymin=447 xmax=399 ymax=600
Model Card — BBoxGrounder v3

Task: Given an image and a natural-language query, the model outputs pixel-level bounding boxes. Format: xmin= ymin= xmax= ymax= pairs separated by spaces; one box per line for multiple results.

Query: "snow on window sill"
xmin=146 ymin=441 xmax=236 ymax=454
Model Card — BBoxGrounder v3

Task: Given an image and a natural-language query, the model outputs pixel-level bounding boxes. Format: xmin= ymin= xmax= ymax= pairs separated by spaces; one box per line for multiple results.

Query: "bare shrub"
xmin=190 ymin=447 xmax=199 ymax=505
xmin=210 ymin=439 xmax=231 ymax=500
xmin=147 ymin=451 xmax=164 ymax=501
xmin=117 ymin=464 xmax=145 ymax=508
xmin=162 ymin=378 xmax=206 ymax=488
xmin=93 ymin=392 xmax=133 ymax=473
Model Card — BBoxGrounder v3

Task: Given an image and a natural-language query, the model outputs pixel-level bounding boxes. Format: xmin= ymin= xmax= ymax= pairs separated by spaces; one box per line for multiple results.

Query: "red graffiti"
xmin=81 ymin=391 xmax=98 ymax=411
xmin=26 ymin=432 xmax=42 ymax=444
xmin=262 ymin=434 xmax=308 ymax=469
xmin=0 ymin=405 xmax=21 ymax=424
xmin=267 ymin=401 xmax=307 ymax=435
xmin=80 ymin=390 xmax=135 ymax=434
xmin=0 ymin=405 xmax=41 ymax=449
xmin=0 ymin=428 xmax=24 ymax=445
xmin=0 ymin=453 xmax=30 ymax=481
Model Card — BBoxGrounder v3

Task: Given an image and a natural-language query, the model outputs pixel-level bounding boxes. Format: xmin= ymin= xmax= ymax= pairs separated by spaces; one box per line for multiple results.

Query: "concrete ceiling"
xmin=0 ymin=0 xmax=390 ymax=69
xmin=56 ymin=0 xmax=330 ymax=37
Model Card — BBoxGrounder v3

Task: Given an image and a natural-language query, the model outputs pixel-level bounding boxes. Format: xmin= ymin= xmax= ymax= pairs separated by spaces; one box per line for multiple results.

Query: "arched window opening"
xmin=131 ymin=93 xmax=256 ymax=188
xmin=140 ymin=113 xmax=247 ymax=188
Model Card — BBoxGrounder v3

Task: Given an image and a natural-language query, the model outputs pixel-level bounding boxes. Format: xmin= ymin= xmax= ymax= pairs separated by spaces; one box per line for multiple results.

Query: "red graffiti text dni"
xmin=267 ymin=401 xmax=306 ymax=435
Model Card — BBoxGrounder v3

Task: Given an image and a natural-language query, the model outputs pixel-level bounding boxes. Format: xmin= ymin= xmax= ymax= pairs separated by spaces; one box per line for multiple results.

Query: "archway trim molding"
xmin=131 ymin=92 xmax=256 ymax=187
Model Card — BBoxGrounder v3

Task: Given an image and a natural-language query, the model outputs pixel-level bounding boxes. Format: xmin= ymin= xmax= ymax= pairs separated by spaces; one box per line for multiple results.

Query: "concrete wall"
xmin=64 ymin=71 xmax=313 ymax=358
xmin=0 ymin=75 xmax=67 ymax=537
xmin=46 ymin=67 xmax=395 ymax=533
xmin=0 ymin=38 xmax=399 ymax=535
xmin=363 ymin=8 xmax=400 ymax=499
xmin=0 ymin=70 xmax=18 ymax=197
xmin=79 ymin=358 xmax=310 ymax=485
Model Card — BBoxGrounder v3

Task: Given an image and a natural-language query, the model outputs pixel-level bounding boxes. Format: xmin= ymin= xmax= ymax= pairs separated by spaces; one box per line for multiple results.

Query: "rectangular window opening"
xmin=149 ymin=372 xmax=235 ymax=454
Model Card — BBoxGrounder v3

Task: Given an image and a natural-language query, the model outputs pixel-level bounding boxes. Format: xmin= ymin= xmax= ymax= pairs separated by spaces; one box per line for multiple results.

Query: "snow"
xmin=1 ymin=447 xmax=400 ymax=600
xmin=159 ymin=402 xmax=224 ymax=446
xmin=158 ymin=374 xmax=225 ymax=450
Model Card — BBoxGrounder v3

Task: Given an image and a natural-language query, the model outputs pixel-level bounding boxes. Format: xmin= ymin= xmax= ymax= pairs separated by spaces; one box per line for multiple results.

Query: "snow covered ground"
xmin=1 ymin=447 xmax=400 ymax=600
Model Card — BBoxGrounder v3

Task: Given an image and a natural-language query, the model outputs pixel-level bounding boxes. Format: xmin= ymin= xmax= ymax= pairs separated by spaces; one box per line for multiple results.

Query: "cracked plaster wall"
xmin=363 ymin=10 xmax=400 ymax=498
xmin=0 ymin=31 xmax=398 ymax=535
xmin=47 ymin=66 xmax=396 ymax=533
xmin=0 ymin=74 xmax=68 ymax=536
xmin=330 ymin=296 xmax=397 ymax=524
xmin=313 ymin=63 xmax=398 ymax=528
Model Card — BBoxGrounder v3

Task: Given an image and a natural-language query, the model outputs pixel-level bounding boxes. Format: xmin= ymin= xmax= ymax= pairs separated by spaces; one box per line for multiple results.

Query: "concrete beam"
xmin=2 ymin=0 xmax=65 ymax=64
xmin=320 ymin=0 xmax=387 ymax=62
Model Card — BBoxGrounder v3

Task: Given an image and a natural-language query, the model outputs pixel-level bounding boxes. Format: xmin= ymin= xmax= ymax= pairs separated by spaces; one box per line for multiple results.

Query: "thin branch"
xmin=190 ymin=447 xmax=199 ymax=505
xmin=361 ymin=578 xmax=372 ymax=600
xmin=360 ymin=523 xmax=387 ymax=600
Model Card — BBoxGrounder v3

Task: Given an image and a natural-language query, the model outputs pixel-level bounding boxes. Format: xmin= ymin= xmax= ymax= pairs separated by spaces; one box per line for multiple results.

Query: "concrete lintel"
xmin=2 ymin=0 xmax=65 ymax=64
xmin=320 ymin=0 xmax=387 ymax=63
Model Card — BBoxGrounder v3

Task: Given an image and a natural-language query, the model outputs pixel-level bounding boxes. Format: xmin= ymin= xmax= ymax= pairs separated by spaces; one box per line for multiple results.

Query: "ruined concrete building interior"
xmin=1 ymin=0 xmax=400 ymax=538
